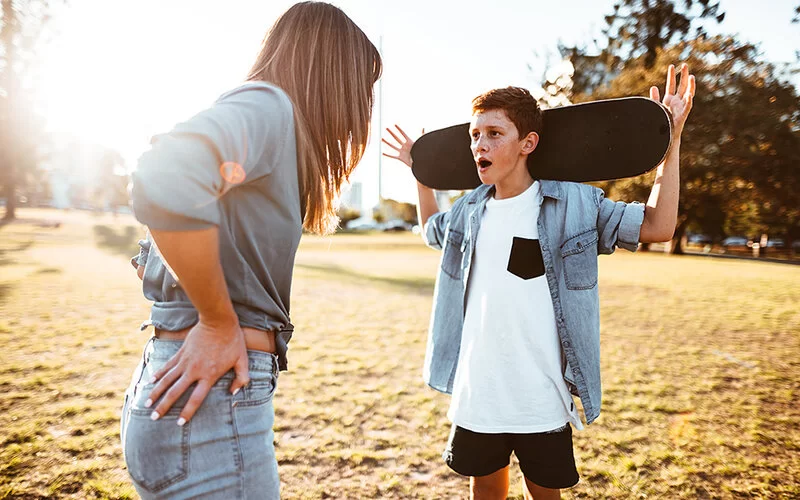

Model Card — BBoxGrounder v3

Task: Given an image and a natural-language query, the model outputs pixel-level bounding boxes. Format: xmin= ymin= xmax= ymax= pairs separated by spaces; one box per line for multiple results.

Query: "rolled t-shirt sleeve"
xmin=131 ymin=84 xmax=294 ymax=231
xmin=595 ymin=189 xmax=645 ymax=254
xmin=130 ymin=237 xmax=152 ymax=269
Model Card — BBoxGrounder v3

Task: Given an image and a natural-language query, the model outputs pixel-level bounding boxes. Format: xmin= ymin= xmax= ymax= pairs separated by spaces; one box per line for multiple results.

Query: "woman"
xmin=121 ymin=3 xmax=382 ymax=498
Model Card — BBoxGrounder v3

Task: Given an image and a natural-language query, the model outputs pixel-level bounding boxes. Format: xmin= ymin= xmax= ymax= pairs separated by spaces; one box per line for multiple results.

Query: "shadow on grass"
xmin=0 ymin=240 xmax=34 ymax=267
xmin=36 ymin=267 xmax=62 ymax=275
xmin=92 ymin=225 xmax=139 ymax=257
xmin=296 ymin=263 xmax=435 ymax=296
xmin=0 ymin=283 xmax=14 ymax=305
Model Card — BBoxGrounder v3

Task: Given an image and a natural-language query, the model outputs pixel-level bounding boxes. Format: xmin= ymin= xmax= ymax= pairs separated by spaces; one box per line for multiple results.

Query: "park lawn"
xmin=0 ymin=208 xmax=798 ymax=499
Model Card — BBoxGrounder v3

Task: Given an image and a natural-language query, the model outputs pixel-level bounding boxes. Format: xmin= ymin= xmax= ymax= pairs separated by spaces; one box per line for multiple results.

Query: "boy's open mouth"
xmin=477 ymin=159 xmax=492 ymax=170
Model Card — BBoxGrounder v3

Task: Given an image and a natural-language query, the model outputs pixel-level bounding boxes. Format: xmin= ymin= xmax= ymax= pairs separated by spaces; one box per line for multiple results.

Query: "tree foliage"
xmin=561 ymin=0 xmax=725 ymax=98
xmin=593 ymin=39 xmax=799 ymax=251
xmin=548 ymin=0 xmax=799 ymax=253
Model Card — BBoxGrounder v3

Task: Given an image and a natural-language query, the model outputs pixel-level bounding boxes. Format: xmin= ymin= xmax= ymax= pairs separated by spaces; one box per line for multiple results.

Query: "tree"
xmin=336 ymin=206 xmax=361 ymax=228
xmin=794 ymin=4 xmax=800 ymax=60
xmin=561 ymin=0 xmax=725 ymax=98
xmin=383 ymin=198 xmax=418 ymax=224
xmin=586 ymin=38 xmax=800 ymax=253
xmin=0 ymin=0 xmax=58 ymax=220
xmin=546 ymin=1 xmax=800 ymax=254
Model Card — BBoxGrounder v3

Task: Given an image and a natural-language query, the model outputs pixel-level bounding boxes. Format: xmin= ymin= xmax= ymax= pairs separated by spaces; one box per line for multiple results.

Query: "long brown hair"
xmin=247 ymin=1 xmax=382 ymax=235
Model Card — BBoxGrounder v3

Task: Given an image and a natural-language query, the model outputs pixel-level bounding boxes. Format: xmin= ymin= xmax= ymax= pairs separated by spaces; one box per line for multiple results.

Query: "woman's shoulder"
xmin=216 ymin=81 xmax=294 ymax=114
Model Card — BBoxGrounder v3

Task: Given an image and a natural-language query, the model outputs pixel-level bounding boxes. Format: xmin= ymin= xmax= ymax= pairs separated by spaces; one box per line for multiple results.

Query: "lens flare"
xmin=220 ymin=161 xmax=246 ymax=185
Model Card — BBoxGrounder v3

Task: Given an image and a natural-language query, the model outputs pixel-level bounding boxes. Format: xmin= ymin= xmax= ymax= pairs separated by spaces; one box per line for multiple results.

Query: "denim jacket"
xmin=422 ymin=180 xmax=644 ymax=425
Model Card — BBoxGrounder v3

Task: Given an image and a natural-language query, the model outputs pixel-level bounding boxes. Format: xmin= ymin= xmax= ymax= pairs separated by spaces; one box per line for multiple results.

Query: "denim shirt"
xmin=422 ymin=180 xmax=644 ymax=425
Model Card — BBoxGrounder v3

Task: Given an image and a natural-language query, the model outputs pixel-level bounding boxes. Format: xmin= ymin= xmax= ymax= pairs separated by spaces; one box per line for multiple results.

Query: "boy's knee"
xmin=523 ymin=476 xmax=562 ymax=500
xmin=470 ymin=469 xmax=509 ymax=500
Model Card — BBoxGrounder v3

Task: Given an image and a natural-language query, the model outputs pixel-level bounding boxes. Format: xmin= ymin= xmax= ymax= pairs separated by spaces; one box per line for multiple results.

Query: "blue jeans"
xmin=121 ymin=338 xmax=280 ymax=499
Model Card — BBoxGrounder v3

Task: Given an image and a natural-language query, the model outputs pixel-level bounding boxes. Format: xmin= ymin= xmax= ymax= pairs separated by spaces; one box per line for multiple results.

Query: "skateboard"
xmin=410 ymin=97 xmax=672 ymax=190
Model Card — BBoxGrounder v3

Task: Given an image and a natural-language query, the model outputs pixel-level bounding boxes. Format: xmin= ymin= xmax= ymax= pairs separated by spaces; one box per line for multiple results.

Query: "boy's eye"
xmin=490 ymin=131 xmax=500 ymax=137
xmin=471 ymin=132 xmax=480 ymax=140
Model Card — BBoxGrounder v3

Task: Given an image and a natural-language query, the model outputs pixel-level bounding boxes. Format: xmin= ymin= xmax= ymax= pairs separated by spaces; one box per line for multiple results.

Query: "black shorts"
xmin=442 ymin=423 xmax=579 ymax=489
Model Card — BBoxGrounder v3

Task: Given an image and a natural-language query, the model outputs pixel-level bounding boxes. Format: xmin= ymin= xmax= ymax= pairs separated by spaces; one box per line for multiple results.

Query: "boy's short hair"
xmin=471 ymin=87 xmax=543 ymax=139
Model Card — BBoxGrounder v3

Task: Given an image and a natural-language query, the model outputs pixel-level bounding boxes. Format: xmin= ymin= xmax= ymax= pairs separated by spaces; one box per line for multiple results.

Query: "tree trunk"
xmin=2 ymin=179 xmax=16 ymax=220
xmin=670 ymin=219 xmax=688 ymax=255
xmin=1 ymin=0 xmax=17 ymax=221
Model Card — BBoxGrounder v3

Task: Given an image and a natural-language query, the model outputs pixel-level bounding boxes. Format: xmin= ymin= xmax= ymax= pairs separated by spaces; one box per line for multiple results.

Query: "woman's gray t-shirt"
xmin=130 ymin=82 xmax=301 ymax=370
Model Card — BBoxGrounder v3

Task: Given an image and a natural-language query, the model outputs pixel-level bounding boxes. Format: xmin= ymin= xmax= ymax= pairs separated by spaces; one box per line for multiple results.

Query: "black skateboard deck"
xmin=410 ymin=97 xmax=672 ymax=190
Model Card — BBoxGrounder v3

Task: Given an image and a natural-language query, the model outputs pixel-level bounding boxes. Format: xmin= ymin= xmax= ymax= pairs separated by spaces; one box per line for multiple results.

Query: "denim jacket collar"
xmin=467 ymin=180 xmax=564 ymax=205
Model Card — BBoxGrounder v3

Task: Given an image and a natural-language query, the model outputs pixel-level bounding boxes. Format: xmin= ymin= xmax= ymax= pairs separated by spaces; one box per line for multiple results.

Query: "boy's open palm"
xmin=382 ymin=125 xmax=418 ymax=168
xmin=650 ymin=63 xmax=695 ymax=136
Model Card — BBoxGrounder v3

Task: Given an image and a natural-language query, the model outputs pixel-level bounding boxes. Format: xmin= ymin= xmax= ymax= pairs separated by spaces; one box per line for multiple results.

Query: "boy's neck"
xmin=493 ymin=161 xmax=535 ymax=200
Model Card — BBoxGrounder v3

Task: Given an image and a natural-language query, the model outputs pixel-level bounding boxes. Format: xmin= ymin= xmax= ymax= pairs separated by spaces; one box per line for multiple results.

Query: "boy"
xmin=382 ymin=64 xmax=695 ymax=499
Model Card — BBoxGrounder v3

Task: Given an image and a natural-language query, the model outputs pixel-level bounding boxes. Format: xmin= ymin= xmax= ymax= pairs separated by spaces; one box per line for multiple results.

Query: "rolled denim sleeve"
xmin=596 ymin=190 xmax=645 ymax=254
xmin=423 ymin=211 xmax=450 ymax=250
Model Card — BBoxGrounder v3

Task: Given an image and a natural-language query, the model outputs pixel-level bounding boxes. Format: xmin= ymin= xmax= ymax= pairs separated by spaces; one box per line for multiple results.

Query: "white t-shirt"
xmin=448 ymin=181 xmax=584 ymax=433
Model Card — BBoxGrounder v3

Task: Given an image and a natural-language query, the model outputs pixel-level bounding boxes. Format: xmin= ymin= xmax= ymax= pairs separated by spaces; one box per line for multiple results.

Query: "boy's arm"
xmin=382 ymin=125 xmax=449 ymax=249
xmin=416 ymin=182 xmax=440 ymax=232
xmin=639 ymin=63 xmax=695 ymax=243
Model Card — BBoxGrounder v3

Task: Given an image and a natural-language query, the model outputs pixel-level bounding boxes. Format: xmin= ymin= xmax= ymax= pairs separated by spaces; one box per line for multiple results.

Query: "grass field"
xmin=1 ymin=208 xmax=798 ymax=499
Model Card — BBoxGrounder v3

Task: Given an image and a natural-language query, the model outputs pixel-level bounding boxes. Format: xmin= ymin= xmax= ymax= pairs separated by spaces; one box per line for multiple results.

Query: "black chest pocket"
xmin=507 ymin=237 xmax=545 ymax=280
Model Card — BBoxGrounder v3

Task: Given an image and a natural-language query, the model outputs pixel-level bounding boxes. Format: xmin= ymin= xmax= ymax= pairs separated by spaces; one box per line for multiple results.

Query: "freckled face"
xmin=469 ymin=109 xmax=529 ymax=187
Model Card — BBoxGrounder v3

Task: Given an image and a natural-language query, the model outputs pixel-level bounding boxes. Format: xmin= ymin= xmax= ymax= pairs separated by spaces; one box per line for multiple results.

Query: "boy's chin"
xmin=477 ymin=169 xmax=495 ymax=185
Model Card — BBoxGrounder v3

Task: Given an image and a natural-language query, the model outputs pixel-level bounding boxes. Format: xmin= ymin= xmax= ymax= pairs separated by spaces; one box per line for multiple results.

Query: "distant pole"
xmin=376 ymin=35 xmax=383 ymax=204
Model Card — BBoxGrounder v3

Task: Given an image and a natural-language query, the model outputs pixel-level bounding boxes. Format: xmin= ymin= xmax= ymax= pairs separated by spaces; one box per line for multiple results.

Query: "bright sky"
xmin=35 ymin=0 xmax=800 ymax=205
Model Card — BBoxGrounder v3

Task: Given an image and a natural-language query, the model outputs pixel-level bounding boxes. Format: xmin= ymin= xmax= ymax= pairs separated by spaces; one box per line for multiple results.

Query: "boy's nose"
xmin=473 ymin=137 xmax=488 ymax=153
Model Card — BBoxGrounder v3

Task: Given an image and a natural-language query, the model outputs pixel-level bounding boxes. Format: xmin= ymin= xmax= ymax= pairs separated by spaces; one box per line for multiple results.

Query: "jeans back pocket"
xmin=124 ymin=408 xmax=190 ymax=493
xmin=234 ymin=370 xmax=277 ymax=408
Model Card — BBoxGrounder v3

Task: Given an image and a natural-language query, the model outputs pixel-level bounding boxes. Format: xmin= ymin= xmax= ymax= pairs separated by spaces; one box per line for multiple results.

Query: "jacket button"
xmin=171 ymin=282 xmax=178 ymax=289
xmin=572 ymin=367 xmax=580 ymax=375
xmin=562 ymin=341 xmax=570 ymax=348
xmin=577 ymin=241 xmax=582 ymax=248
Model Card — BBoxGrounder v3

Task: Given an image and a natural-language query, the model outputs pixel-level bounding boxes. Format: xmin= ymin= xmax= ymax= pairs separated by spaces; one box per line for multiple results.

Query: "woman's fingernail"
xmin=232 ymin=388 xmax=240 ymax=396
xmin=177 ymin=417 xmax=186 ymax=427
xmin=150 ymin=411 xmax=159 ymax=421
xmin=144 ymin=399 xmax=153 ymax=408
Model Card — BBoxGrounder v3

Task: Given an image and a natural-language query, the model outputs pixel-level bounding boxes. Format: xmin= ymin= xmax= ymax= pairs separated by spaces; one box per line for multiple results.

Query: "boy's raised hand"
xmin=650 ymin=63 xmax=695 ymax=137
xmin=382 ymin=125 xmax=418 ymax=168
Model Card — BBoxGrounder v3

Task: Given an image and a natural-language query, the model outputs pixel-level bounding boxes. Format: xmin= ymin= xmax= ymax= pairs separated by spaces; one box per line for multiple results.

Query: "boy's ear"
xmin=520 ymin=131 xmax=539 ymax=155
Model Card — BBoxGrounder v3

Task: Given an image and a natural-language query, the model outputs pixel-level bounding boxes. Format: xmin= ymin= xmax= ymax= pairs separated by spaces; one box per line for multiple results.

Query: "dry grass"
xmin=1 ymin=208 xmax=798 ymax=499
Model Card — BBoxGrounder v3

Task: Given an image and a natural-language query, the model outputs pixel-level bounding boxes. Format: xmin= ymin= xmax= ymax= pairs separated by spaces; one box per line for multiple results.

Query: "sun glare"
xmin=32 ymin=0 xmax=262 ymax=166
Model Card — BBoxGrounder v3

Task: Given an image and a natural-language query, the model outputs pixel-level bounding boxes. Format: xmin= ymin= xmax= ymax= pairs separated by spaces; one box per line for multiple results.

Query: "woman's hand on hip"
xmin=145 ymin=317 xmax=250 ymax=425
